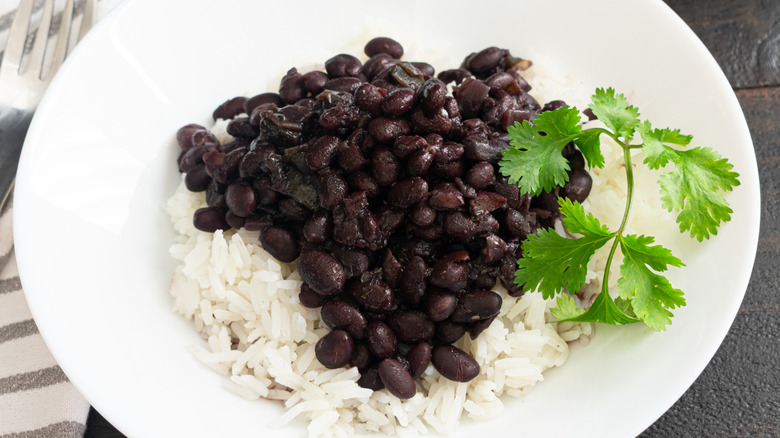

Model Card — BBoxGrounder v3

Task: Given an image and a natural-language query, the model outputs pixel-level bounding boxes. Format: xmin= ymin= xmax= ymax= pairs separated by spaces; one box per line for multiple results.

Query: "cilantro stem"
xmin=599 ymin=141 xmax=635 ymax=296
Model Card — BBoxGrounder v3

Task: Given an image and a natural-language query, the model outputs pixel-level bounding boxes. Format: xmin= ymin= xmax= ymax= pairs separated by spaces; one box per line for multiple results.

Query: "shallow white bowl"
xmin=15 ymin=0 xmax=760 ymax=437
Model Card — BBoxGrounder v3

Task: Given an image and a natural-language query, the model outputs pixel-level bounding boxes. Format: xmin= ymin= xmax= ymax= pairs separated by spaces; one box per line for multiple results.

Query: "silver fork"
xmin=0 ymin=0 xmax=96 ymax=210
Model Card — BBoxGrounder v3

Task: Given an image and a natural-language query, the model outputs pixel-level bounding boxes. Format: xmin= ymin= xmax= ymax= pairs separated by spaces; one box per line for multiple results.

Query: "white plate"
xmin=14 ymin=0 xmax=760 ymax=437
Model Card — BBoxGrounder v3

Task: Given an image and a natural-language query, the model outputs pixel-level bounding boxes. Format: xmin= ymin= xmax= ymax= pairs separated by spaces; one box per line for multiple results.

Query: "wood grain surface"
xmin=86 ymin=0 xmax=780 ymax=436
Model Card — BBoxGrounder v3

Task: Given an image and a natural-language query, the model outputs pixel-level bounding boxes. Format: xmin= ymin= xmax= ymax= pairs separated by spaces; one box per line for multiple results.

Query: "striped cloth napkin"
xmin=0 ymin=0 xmax=122 ymax=436
xmin=0 ymin=198 xmax=90 ymax=437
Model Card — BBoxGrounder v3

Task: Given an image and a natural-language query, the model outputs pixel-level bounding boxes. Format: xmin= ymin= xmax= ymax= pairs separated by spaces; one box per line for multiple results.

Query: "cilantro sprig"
xmin=498 ymin=87 xmax=740 ymax=331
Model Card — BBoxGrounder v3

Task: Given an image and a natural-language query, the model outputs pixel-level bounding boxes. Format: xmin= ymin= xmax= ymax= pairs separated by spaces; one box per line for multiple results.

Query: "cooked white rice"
xmin=166 ymin=48 xmax=672 ymax=437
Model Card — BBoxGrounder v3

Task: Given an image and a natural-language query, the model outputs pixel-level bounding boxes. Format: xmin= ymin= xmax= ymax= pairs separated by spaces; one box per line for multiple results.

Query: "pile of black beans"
xmin=175 ymin=37 xmax=592 ymax=399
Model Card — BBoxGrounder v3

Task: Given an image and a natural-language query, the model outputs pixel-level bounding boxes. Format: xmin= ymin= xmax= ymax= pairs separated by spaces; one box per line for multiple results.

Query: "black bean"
xmin=391 ymin=135 xmax=427 ymax=159
xmin=260 ymin=226 xmax=299 ymax=263
xmin=450 ymin=290 xmax=502 ymax=323
xmin=349 ymin=171 xmax=381 ymax=198
xmin=442 ymin=211 xmax=476 ymax=242
xmin=405 ymin=342 xmax=432 ymax=379
xmin=243 ymin=214 xmax=272 ymax=232
xmin=480 ymin=234 xmax=507 ymax=264
xmin=213 ymin=96 xmax=247 ymax=121
xmin=381 ymin=87 xmax=417 ymax=117
xmin=434 ymin=141 xmax=464 ymax=164
xmin=224 ymin=181 xmax=256 ymax=218
xmin=424 ymin=288 xmax=458 ymax=322
xmin=321 ymin=300 xmax=368 ymax=339
xmin=323 ymin=77 xmax=364 ymax=94
xmin=387 ymin=178 xmax=428 ymax=208
xmin=409 ymin=202 xmax=436 ymax=227
xmin=501 ymin=109 xmax=534 ymax=131
xmin=465 ymin=162 xmax=495 ymax=189
xmin=455 ymin=78 xmax=490 ymax=119
xmin=184 ymin=165 xmax=211 ymax=192
xmin=252 ymin=177 xmax=278 ymax=206
xmin=409 ymin=107 xmax=452 ymax=136
xmin=468 ymin=314 xmax=497 ymax=339
xmin=325 ymin=54 xmax=363 ymax=78
xmin=418 ymin=78 xmax=447 ymax=117
xmin=462 ymin=134 xmax=508 ymax=163
xmin=562 ymin=168 xmax=593 ymax=203
xmin=350 ymin=342 xmax=372 ymax=370
xmin=437 ymin=69 xmax=471 ymax=85
xmin=176 ymin=124 xmax=207 ymax=151
xmin=303 ymin=210 xmax=332 ymax=244
xmin=429 ymin=251 xmax=469 ymax=291
xmin=465 ymin=47 xmax=507 ymax=75
xmin=399 ymin=256 xmax=427 ymax=306
xmin=563 ymin=144 xmax=586 ymax=171
xmin=435 ymin=321 xmax=466 ymax=344
xmin=297 ymin=250 xmax=345 ymax=295
xmin=378 ymin=358 xmax=416 ymax=399
xmin=348 ymin=275 xmax=394 ymax=313
xmin=204 ymin=148 xmax=245 ymax=184
xmin=338 ymin=129 xmax=370 ymax=172
xmin=319 ymin=103 xmax=360 ymax=132
xmin=431 ymin=345 xmax=479 ymax=382
xmin=305 ymin=135 xmax=340 ymax=171
xmin=227 ymin=117 xmax=258 ymax=139
xmin=429 ymin=183 xmax=465 ymax=210
xmin=367 ymin=321 xmax=397 ymax=358
xmin=316 ymin=329 xmax=355 ymax=369
xmin=193 ymin=207 xmax=229 ymax=233
xmin=333 ymin=247 xmax=371 ymax=279
xmin=279 ymin=68 xmax=306 ymax=104
xmin=372 ymin=148 xmax=401 ymax=186
xmin=244 ymin=93 xmax=283 ymax=115
xmin=318 ymin=169 xmax=349 ymax=210
xmin=387 ymin=311 xmax=435 ymax=343
xmin=364 ymin=37 xmax=404 ymax=58
xmin=411 ymin=62 xmax=435 ymax=77
xmin=542 ymin=100 xmax=567 ymax=112
xmin=355 ymin=83 xmax=387 ymax=116
xmin=469 ymin=191 xmax=507 ymax=218
xmin=358 ymin=366 xmax=385 ymax=390
xmin=205 ymin=180 xmax=226 ymax=208
xmin=191 ymin=128 xmax=220 ymax=149
xmin=301 ymin=71 xmax=329 ymax=95
xmin=367 ymin=118 xmax=411 ymax=144
xmin=380 ymin=249 xmax=402 ymax=288
xmin=179 ymin=145 xmax=213 ymax=173
xmin=363 ymin=54 xmax=399 ymax=80
xmin=299 ymin=283 xmax=329 ymax=308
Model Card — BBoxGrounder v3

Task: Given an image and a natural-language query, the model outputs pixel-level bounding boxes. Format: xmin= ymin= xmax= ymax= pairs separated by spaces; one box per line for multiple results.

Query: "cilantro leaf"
xmin=617 ymin=234 xmax=686 ymax=331
xmin=556 ymin=288 xmax=640 ymax=325
xmin=573 ymin=128 xmax=606 ymax=169
xmin=589 ymin=88 xmax=641 ymax=141
xmin=500 ymin=106 xmax=607 ymax=195
xmin=516 ymin=199 xmax=614 ymax=298
xmin=638 ymin=121 xmax=692 ymax=169
xmin=551 ymin=293 xmax=585 ymax=320
xmin=500 ymin=107 xmax=583 ymax=195
xmin=639 ymin=123 xmax=741 ymax=241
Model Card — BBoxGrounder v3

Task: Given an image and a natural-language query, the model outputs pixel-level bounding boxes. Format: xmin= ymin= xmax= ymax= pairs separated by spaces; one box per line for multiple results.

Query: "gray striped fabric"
xmin=0 ymin=198 xmax=90 ymax=437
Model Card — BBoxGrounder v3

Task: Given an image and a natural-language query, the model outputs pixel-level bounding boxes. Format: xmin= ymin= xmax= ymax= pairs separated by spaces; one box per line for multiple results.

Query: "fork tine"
xmin=0 ymin=0 xmax=34 ymax=77
xmin=78 ymin=0 xmax=97 ymax=42
xmin=48 ymin=0 xmax=75 ymax=79
xmin=27 ymin=0 xmax=56 ymax=79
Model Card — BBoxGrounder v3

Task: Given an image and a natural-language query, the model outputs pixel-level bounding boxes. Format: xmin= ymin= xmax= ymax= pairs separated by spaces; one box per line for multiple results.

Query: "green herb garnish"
xmin=498 ymin=88 xmax=740 ymax=330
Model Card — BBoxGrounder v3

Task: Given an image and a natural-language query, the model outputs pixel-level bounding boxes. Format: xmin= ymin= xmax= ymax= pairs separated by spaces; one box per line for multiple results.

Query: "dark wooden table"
xmin=85 ymin=1 xmax=779 ymax=436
